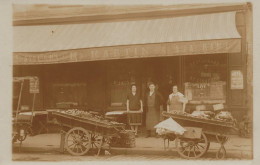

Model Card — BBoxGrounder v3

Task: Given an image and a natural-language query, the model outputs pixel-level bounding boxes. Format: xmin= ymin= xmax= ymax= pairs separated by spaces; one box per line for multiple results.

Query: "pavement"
xmin=12 ymin=133 xmax=253 ymax=159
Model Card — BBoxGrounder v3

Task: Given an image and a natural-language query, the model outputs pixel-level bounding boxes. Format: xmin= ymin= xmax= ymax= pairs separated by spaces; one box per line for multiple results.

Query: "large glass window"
xmin=184 ymin=54 xmax=227 ymax=104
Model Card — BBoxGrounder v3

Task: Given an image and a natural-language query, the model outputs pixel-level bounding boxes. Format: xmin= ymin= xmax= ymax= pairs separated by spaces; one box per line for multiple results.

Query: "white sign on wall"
xmin=231 ymin=70 xmax=243 ymax=89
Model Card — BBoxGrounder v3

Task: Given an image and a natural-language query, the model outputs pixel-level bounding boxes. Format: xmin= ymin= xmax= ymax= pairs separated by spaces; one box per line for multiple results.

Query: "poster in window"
xmin=29 ymin=78 xmax=39 ymax=93
xmin=231 ymin=70 xmax=243 ymax=89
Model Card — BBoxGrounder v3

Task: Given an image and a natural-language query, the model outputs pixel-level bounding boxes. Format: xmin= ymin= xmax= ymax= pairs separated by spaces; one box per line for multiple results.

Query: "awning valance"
xmin=13 ymin=11 xmax=241 ymax=65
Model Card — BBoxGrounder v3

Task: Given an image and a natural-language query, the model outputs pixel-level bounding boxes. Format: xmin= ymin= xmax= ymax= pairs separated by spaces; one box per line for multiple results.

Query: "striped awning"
xmin=13 ymin=11 xmax=241 ymax=65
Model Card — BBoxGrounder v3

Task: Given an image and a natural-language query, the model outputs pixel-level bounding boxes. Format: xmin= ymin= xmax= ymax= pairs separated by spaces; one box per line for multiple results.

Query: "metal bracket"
xmin=216 ymin=134 xmax=229 ymax=159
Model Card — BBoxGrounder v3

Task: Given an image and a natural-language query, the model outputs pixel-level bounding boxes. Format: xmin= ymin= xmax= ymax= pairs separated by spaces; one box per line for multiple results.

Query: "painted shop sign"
xmin=231 ymin=70 xmax=244 ymax=89
xmin=13 ymin=39 xmax=241 ymax=65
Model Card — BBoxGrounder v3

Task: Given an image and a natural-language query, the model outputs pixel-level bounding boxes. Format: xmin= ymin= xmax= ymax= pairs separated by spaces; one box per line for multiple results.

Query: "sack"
xmin=154 ymin=118 xmax=186 ymax=135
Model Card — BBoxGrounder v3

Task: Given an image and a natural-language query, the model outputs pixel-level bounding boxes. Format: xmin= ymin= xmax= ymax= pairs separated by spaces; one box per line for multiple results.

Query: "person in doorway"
xmin=126 ymin=84 xmax=143 ymax=136
xmin=167 ymin=85 xmax=188 ymax=114
xmin=144 ymin=82 xmax=164 ymax=137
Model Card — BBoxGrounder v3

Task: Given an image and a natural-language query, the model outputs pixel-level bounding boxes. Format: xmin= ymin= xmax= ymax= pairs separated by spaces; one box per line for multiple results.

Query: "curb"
xmin=12 ymin=145 xmax=253 ymax=159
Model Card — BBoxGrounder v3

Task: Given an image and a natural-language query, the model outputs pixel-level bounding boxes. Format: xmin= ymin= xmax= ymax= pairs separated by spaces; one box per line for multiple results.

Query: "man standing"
xmin=144 ymin=82 xmax=164 ymax=137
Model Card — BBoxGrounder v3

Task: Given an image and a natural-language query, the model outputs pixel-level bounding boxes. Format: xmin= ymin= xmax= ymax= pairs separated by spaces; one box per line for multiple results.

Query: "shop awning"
xmin=13 ymin=11 xmax=241 ymax=65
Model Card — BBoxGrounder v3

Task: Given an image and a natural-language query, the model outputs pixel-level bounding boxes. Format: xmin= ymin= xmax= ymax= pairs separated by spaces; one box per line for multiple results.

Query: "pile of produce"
xmin=58 ymin=109 xmax=122 ymax=125
xmin=168 ymin=110 xmax=236 ymax=123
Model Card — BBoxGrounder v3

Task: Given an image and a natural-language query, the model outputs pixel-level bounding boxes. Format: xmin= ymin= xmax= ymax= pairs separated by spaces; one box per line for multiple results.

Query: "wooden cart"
xmin=162 ymin=112 xmax=238 ymax=159
xmin=52 ymin=111 xmax=126 ymax=156
xmin=12 ymin=77 xmax=38 ymax=145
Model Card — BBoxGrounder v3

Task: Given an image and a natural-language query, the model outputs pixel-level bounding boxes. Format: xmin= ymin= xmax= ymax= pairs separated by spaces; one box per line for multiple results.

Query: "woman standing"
xmin=126 ymin=84 xmax=143 ymax=136
xmin=144 ymin=82 xmax=164 ymax=137
xmin=167 ymin=85 xmax=188 ymax=113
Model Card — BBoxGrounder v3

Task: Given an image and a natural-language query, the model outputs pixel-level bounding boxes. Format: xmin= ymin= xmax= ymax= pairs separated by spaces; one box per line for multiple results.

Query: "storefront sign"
xmin=13 ymin=39 xmax=241 ymax=65
xmin=231 ymin=70 xmax=243 ymax=89
xmin=29 ymin=78 xmax=39 ymax=93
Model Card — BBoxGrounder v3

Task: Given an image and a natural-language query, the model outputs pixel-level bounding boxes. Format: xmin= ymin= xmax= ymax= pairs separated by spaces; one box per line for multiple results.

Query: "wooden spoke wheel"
xmin=65 ymin=127 xmax=91 ymax=156
xmin=90 ymin=133 xmax=103 ymax=149
xmin=175 ymin=132 xmax=209 ymax=159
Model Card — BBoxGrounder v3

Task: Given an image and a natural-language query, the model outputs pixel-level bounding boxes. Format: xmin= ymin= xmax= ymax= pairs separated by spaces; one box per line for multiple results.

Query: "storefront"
xmin=13 ymin=3 xmax=252 ymax=122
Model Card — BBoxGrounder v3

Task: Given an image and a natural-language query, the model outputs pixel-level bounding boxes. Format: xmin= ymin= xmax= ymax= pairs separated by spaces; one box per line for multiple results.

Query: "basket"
xmin=110 ymin=130 xmax=136 ymax=148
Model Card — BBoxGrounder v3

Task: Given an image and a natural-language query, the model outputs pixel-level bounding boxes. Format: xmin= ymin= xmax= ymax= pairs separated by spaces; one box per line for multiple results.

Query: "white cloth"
xmin=154 ymin=118 xmax=186 ymax=135
xmin=169 ymin=92 xmax=184 ymax=100
xmin=169 ymin=92 xmax=188 ymax=104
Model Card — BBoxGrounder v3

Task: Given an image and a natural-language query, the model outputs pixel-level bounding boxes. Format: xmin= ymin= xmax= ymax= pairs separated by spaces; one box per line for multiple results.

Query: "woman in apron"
xmin=126 ymin=84 xmax=143 ymax=136
xmin=167 ymin=85 xmax=187 ymax=113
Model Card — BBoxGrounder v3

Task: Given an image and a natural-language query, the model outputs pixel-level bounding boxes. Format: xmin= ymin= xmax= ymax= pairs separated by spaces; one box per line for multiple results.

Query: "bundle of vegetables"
xmin=214 ymin=111 xmax=235 ymax=122
xmin=190 ymin=110 xmax=215 ymax=119
xmin=59 ymin=109 xmax=121 ymax=125
xmin=188 ymin=110 xmax=236 ymax=124
xmin=170 ymin=109 xmax=236 ymax=123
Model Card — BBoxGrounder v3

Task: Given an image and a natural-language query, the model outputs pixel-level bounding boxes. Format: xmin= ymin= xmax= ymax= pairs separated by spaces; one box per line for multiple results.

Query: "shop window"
xmin=184 ymin=54 xmax=227 ymax=104
xmin=108 ymin=61 xmax=138 ymax=108
xmin=48 ymin=83 xmax=88 ymax=109
xmin=110 ymin=80 xmax=130 ymax=107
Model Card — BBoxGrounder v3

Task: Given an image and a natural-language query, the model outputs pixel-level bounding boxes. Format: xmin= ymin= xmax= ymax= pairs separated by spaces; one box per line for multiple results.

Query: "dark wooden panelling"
xmin=229 ymin=53 xmax=242 ymax=66
xmin=230 ymin=90 xmax=244 ymax=105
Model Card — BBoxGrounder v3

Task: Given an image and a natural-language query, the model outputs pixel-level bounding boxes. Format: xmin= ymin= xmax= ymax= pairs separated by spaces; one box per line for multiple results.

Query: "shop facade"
xmin=13 ymin=3 xmax=253 ymax=122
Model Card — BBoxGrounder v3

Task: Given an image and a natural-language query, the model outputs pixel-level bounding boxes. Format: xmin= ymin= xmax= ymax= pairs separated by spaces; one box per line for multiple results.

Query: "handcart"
xmin=52 ymin=111 xmax=128 ymax=156
xmin=12 ymin=77 xmax=38 ymax=147
xmin=162 ymin=112 xmax=239 ymax=159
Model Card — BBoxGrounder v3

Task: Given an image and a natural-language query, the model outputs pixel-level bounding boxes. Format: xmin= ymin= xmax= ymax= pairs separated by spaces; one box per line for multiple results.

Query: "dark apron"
xmin=146 ymin=93 xmax=159 ymax=130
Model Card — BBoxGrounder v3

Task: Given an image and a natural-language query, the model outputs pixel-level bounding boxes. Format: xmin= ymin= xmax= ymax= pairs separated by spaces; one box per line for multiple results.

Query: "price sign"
xmin=29 ymin=77 xmax=39 ymax=93
xmin=231 ymin=70 xmax=243 ymax=89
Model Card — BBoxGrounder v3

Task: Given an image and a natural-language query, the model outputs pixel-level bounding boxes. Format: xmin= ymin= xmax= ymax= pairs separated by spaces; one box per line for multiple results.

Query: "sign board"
xmin=29 ymin=78 xmax=39 ymax=93
xmin=231 ymin=70 xmax=243 ymax=89
xmin=14 ymin=39 xmax=241 ymax=65
xmin=213 ymin=104 xmax=224 ymax=111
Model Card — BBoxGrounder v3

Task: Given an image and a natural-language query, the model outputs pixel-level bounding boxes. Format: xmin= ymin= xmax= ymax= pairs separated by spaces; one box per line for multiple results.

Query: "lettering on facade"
xmin=13 ymin=39 xmax=241 ymax=65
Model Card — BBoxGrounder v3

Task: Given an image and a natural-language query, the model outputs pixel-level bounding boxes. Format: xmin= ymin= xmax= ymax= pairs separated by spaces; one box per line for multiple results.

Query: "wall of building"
xmin=13 ymin=3 xmax=253 ymax=121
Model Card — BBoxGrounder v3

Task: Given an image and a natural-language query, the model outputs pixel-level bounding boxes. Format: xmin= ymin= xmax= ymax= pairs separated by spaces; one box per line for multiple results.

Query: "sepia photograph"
xmin=6 ymin=0 xmax=256 ymax=162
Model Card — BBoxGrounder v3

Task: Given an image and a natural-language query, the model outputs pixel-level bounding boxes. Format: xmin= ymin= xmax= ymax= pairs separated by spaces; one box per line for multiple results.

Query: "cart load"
xmin=52 ymin=109 xmax=135 ymax=156
xmin=166 ymin=110 xmax=237 ymax=127
xmin=12 ymin=76 xmax=39 ymax=145
xmin=57 ymin=109 xmax=122 ymax=126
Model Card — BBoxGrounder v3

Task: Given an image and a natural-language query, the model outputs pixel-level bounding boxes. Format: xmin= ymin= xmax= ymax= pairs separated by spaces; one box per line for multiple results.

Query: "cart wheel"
xmin=65 ymin=127 xmax=91 ymax=156
xmin=17 ymin=126 xmax=29 ymax=142
xmin=18 ymin=133 xmax=27 ymax=142
xmin=175 ymin=132 xmax=209 ymax=159
xmin=90 ymin=133 xmax=103 ymax=149
xmin=205 ymin=141 xmax=210 ymax=154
